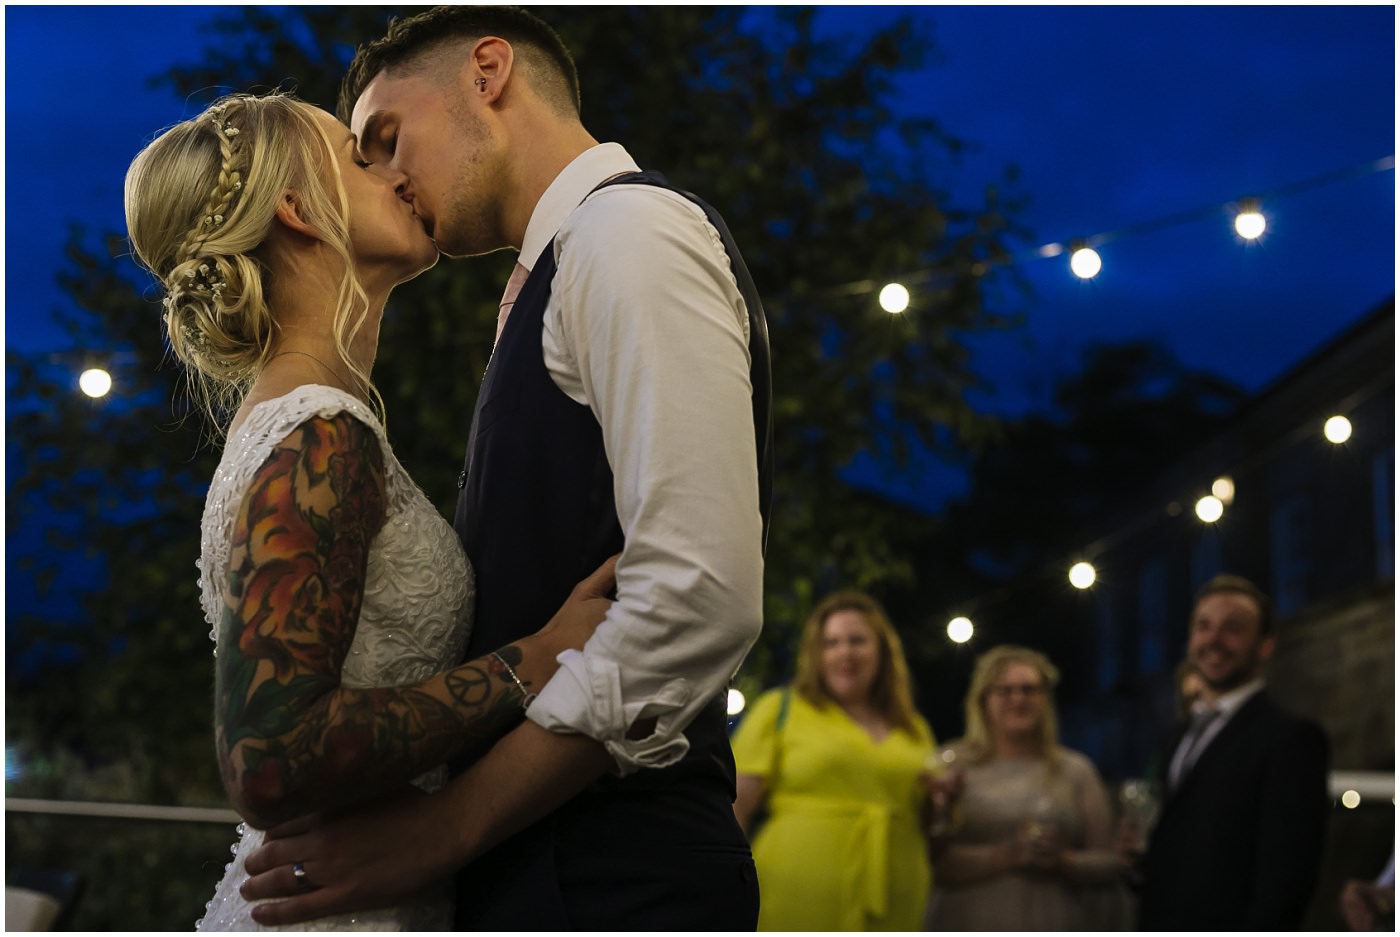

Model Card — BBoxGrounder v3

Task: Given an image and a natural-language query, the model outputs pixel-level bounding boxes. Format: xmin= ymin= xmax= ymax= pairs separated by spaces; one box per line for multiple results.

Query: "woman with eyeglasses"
xmin=924 ymin=645 xmax=1122 ymax=930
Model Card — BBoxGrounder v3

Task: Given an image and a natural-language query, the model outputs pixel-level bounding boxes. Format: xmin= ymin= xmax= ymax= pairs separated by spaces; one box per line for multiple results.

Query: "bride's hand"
xmin=529 ymin=554 xmax=618 ymax=658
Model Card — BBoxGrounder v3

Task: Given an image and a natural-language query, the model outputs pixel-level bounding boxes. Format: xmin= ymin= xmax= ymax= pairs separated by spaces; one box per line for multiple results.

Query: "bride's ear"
xmin=273 ymin=189 xmax=320 ymax=240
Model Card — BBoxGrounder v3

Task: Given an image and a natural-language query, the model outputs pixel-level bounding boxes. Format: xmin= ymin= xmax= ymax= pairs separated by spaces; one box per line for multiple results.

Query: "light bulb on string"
xmin=1233 ymin=198 xmax=1266 ymax=240
xmin=726 ymin=688 xmax=746 ymax=716
xmin=79 ymin=368 xmax=112 ymax=398
xmin=946 ymin=616 xmax=974 ymax=644
xmin=1324 ymin=415 xmax=1352 ymax=444
xmin=879 ymin=283 xmax=910 ymax=314
xmin=1195 ymin=495 xmax=1224 ymax=523
xmin=1068 ymin=561 xmax=1096 ymax=590
xmin=1069 ymin=243 xmax=1102 ymax=280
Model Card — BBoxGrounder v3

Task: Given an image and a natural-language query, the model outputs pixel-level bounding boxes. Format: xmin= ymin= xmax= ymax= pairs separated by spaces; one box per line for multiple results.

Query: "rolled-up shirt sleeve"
xmin=527 ymin=183 xmax=765 ymax=774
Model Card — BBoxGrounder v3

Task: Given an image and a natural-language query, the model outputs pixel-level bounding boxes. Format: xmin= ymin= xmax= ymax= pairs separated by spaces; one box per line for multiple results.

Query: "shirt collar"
xmin=1209 ymin=677 xmax=1265 ymax=718
xmin=518 ymin=142 xmax=641 ymax=273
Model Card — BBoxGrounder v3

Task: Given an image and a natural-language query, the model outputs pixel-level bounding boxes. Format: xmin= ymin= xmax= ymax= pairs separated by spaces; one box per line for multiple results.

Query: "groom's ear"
xmin=272 ymin=189 xmax=320 ymax=240
xmin=466 ymin=36 xmax=514 ymax=102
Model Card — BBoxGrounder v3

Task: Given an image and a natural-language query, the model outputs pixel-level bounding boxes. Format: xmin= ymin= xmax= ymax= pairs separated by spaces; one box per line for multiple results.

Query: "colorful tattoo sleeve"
xmin=214 ymin=414 xmax=533 ymax=826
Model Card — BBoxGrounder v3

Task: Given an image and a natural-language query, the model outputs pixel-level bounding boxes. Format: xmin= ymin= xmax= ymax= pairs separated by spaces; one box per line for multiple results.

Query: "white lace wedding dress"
xmin=194 ymin=386 xmax=474 ymax=931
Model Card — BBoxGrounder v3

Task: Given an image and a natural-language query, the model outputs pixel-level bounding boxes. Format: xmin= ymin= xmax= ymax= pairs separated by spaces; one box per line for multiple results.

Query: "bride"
xmin=124 ymin=91 xmax=615 ymax=930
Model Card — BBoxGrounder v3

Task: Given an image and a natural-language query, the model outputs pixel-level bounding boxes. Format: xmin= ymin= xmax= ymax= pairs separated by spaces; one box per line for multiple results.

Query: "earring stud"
xmin=475 ymin=78 xmax=487 ymax=91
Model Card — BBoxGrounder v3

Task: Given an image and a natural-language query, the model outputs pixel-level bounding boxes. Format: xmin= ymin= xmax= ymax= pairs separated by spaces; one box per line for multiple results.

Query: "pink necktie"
xmin=495 ymin=262 xmax=529 ymax=344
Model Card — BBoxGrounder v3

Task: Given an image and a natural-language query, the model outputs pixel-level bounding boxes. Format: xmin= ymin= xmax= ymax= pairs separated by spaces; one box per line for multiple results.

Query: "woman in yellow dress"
xmin=731 ymin=591 xmax=957 ymax=931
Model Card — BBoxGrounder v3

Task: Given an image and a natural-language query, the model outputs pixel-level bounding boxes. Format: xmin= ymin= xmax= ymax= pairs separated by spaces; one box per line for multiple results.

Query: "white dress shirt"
xmin=1169 ymin=677 xmax=1265 ymax=786
xmin=515 ymin=143 xmax=765 ymax=774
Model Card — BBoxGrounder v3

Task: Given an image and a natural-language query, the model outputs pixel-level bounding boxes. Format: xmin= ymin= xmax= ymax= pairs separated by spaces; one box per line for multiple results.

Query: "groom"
xmin=243 ymin=6 xmax=771 ymax=929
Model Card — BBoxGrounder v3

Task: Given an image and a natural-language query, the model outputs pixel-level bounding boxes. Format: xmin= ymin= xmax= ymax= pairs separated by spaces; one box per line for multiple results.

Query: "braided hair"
xmin=125 ymin=92 xmax=377 ymax=431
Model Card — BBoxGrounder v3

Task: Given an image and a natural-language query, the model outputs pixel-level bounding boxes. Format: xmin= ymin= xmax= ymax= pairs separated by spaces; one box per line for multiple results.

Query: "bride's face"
xmin=311 ymin=109 xmax=439 ymax=284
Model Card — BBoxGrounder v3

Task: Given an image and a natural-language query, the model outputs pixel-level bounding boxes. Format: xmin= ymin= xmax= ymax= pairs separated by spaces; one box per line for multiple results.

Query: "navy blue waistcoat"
xmin=450 ymin=171 xmax=771 ymax=928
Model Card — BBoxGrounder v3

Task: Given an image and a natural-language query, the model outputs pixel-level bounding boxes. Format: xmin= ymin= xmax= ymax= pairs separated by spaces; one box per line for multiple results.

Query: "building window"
xmin=1190 ymin=528 xmax=1222 ymax=591
xmin=1270 ymin=496 xmax=1309 ymax=617
xmin=1375 ymin=447 xmax=1394 ymax=580
xmin=1096 ymin=592 xmax=1118 ymax=691
xmin=1137 ymin=556 xmax=1168 ymax=674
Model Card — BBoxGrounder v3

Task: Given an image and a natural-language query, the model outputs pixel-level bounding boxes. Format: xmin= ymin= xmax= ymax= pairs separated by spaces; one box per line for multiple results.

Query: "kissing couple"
xmin=125 ymin=5 xmax=772 ymax=931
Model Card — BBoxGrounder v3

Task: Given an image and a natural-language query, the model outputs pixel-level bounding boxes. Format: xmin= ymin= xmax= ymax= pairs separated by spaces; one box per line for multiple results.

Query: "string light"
xmin=809 ymin=157 xmax=1391 ymax=310
xmin=726 ymin=688 xmax=746 ymax=716
xmin=932 ymin=371 xmax=1388 ymax=644
xmin=1068 ymin=561 xmax=1097 ymax=589
xmin=1195 ymin=495 xmax=1224 ymax=523
xmin=1069 ymin=244 xmax=1102 ymax=280
xmin=946 ymin=616 xmax=974 ymax=643
xmin=79 ymin=368 xmax=112 ymax=398
xmin=879 ymin=282 xmax=910 ymax=314
xmin=1233 ymin=198 xmax=1266 ymax=240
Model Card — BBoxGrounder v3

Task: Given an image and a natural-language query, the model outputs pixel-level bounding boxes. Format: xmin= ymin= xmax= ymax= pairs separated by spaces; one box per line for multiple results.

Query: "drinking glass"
xmin=924 ymin=747 xmax=962 ymax=837
xmin=1117 ymin=778 xmax=1160 ymax=853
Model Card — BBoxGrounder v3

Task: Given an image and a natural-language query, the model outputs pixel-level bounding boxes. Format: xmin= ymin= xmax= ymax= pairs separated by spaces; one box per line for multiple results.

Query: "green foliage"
xmin=8 ymin=10 xmax=1026 ymax=926
xmin=8 ymin=228 xmax=222 ymax=803
xmin=5 ymin=748 xmax=238 ymax=930
xmin=7 ymin=811 xmax=237 ymax=931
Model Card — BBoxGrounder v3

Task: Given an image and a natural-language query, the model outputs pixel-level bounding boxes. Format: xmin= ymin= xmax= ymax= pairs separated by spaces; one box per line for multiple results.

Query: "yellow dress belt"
xmin=770 ymin=793 xmax=913 ymax=927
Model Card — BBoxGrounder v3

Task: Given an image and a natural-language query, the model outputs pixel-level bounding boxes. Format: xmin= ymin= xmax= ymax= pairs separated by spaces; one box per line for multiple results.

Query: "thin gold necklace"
xmin=268 ymin=349 xmax=355 ymax=391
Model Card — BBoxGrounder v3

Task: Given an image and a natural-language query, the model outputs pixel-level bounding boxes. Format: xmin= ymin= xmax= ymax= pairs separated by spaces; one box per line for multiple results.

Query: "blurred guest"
xmin=925 ymin=645 xmax=1122 ymax=931
xmin=1340 ymin=853 xmax=1395 ymax=931
xmin=1116 ymin=657 xmax=1217 ymax=865
xmin=1175 ymin=657 xmax=1213 ymax=719
xmin=731 ymin=590 xmax=957 ymax=931
xmin=1138 ymin=658 xmax=1214 ymax=787
xmin=1137 ymin=574 xmax=1330 ymax=930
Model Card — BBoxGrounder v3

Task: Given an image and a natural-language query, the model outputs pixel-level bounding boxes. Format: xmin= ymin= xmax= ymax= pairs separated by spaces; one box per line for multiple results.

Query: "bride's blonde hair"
xmin=124 ymin=91 xmax=379 ymax=430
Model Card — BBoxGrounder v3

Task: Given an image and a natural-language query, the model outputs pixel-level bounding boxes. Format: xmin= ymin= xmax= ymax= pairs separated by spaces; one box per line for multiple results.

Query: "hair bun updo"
xmin=125 ymin=91 xmax=374 ymax=430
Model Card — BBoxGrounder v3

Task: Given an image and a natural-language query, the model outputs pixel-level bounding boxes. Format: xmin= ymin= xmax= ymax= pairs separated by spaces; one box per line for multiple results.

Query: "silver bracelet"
xmin=491 ymin=651 xmax=537 ymax=709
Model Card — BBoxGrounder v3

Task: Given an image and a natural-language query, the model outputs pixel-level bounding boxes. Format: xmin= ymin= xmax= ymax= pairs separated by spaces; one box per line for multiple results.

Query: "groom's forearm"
xmin=441 ymin=718 xmax=614 ymax=866
xmin=241 ymin=720 xmax=612 ymax=927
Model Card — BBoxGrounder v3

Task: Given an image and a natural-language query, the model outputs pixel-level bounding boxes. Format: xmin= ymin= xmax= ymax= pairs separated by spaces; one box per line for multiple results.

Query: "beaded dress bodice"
xmin=195 ymin=386 xmax=474 ymax=931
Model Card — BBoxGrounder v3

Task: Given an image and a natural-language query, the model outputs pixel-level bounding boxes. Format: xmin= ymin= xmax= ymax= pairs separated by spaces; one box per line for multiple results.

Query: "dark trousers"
xmin=456 ymin=787 xmax=759 ymax=931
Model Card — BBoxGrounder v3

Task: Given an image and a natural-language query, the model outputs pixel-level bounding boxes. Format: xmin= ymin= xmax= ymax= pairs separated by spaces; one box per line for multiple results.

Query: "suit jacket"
xmin=1138 ymin=690 xmax=1330 ymax=931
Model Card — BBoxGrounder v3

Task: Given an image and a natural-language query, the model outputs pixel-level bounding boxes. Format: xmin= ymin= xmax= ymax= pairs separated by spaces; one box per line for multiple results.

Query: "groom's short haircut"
xmin=338 ymin=5 xmax=581 ymax=124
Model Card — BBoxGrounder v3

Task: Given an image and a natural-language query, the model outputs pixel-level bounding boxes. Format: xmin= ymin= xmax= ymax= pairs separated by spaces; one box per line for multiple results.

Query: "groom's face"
xmin=351 ymin=68 xmax=505 ymax=258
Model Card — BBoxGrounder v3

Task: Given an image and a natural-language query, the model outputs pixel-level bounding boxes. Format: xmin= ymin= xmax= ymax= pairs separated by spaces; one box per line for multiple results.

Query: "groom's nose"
xmin=369 ymin=162 xmax=410 ymax=194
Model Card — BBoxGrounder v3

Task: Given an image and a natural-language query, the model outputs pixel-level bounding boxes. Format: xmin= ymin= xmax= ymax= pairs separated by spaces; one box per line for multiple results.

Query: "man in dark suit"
xmin=1137 ymin=574 xmax=1330 ymax=931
